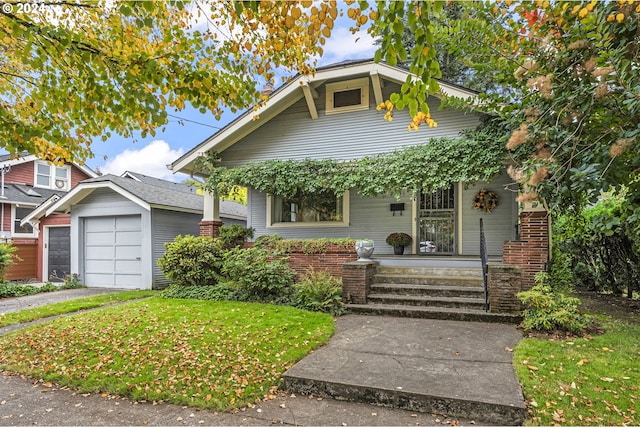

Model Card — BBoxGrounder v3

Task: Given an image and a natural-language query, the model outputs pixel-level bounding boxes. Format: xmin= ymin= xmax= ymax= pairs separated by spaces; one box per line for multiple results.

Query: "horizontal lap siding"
xmin=151 ymin=209 xmax=201 ymax=289
xmin=220 ymin=82 xmax=481 ymax=167
xmin=249 ymin=188 xmax=413 ymax=255
xmin=461 ymin=173 xmax=518 ymax=256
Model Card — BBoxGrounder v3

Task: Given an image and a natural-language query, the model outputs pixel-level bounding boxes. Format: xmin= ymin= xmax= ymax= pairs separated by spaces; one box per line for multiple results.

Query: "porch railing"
xmin=480 ymin=218 xmax=489 ymax=311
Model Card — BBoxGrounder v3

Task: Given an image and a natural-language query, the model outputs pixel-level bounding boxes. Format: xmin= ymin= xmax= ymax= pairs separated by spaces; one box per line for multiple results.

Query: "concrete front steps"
xmin=346 ymin=265 xmax=521 ymax=324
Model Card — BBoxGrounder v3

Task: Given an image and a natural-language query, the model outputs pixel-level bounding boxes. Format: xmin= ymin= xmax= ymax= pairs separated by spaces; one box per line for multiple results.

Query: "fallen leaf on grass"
xmin=527 ymin=365 xmax=539 ymax=371
xmin=601 ymin=377 xmax=615 ymax=382
xmin=576 ymin=359 xmax=588 ymax=366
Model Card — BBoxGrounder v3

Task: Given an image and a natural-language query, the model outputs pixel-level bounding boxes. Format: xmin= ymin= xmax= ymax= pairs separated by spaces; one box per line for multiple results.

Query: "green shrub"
xmin=218 ymin=224 xmax=254 ymax=249
xmin=222 ymin=247 xmax=295 ymax=303
xmin=62 ymin=274 xmax=84 ymax=289
xmin=0 ymin=243 xmax=18 ymax=281
xmin=254 ymin=234 xmax=283 ymax=248
xmin=517 ymin=273 xmax=589 ymax=334
xmin=0 ymin=282 xmax=40 ymax=298
xmin=293 ymin=269 xmax=344 ymax=316
xmin=157 ymin=235 xmax=226 ymax=287
xmin=160 ymin=283 xmax=236 ymax=301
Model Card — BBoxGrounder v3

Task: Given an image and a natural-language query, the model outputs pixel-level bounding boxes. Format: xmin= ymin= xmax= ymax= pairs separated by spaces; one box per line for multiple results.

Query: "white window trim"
xmin=34 ymin=160 xmax=71 ymax=191
xmin=266 ymin=191 xmax=350 ymax=228
xmin=12 ymin=205 xmax=38 ymax=238
xmin=325 ymin=77 xmax=370 ymax=115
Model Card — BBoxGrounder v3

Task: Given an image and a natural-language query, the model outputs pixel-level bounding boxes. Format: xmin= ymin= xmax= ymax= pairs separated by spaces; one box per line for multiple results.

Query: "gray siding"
xmin=70 ymin=188 xmax=152 ymax=289
xmin=461 ymin=173 xmax=518 ymax=256
xmin=249 ymin=171 xmax=518 ymax=257
xmin=220 ymin=81 xmax=481 ymax=167
xmin=249 ymin=188 xmax=414 ymax=255
xmin=151 ymin=209 xmax=201 ymax=289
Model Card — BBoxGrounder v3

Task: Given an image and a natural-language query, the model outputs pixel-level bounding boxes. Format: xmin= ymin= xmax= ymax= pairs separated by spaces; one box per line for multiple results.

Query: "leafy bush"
xmin=0 ymin=243 xmax=18 ymax=281
xmin=517 ymin=273 xmax=589 ymax=334
xmin=157 ymin=235 xmax=226 ymax=287
xmin=552 ymin=189 xmax=640 ymax=298
xmin=222 ymin=247 xmax=295 ymax=303
xmin=160 ymin=283 xmax=236 ymax=301
xmin=0 ymin=282 xmax=40 ymax=298
xmin=254 ymin=236 xmax=355 ymax=254
xmin=293 ymin=269 xmax=344 ymax=316
xmin=218 ymin=224 xmax=254 ymax=249
xmin=63 ymin=274 xmax=84 ymax=289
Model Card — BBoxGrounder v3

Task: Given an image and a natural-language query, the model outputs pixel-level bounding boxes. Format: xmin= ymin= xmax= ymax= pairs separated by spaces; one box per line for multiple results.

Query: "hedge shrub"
xmin=222 ymin=247 xmax=295 ymax=303
xmin=157 ymin=235 xmax=226 ymax=287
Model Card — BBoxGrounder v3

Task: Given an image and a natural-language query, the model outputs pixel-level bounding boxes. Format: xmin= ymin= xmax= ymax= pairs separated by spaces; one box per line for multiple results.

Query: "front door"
xmin=418 ymin=185 xmax=456 ymax=255
xmin=48 ymin=226 xmax=71 ymax=282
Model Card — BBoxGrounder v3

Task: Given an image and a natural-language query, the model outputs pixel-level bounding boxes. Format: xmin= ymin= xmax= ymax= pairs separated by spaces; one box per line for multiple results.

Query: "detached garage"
xmin=38 ymin=172 xmax=246 ymax=290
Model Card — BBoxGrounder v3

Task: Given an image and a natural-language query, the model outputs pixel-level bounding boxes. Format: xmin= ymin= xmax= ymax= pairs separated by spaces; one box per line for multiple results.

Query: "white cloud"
xmin=318 ymin=26 xmax=377 ymax=65
xmin=99 ymin=140 xmax=185 ymax=182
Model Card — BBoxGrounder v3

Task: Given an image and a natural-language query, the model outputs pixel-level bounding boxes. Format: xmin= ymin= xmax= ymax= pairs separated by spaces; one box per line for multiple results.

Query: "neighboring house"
xmin=169 ymin=59 xmax=518 ymax=256
xmin=0 ymin=153 xmax=97 ymax=281
xmin=27 ymin=171 xmax=246 ymax=289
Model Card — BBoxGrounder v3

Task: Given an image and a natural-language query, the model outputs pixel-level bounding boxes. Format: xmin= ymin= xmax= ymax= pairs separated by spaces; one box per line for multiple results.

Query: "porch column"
xmin=502 ymin=207 xmax=550 ymax=291
xmin=200 ymin=190 xmax=223 ymax=237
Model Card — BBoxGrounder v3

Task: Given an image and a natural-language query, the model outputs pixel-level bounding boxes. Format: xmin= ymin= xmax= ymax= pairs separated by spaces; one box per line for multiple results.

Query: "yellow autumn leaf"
xmin=616 ymin=13 xmax=625 ymax=22
xmin=576 ymin=358 xmax=588 ymax=366
xmin=579 ymin=7 xmax=589 ymax=18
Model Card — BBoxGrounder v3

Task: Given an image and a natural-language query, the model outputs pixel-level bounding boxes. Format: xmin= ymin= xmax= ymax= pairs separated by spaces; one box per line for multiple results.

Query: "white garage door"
xmin=84 ymin=215 xmax=142 ymax=289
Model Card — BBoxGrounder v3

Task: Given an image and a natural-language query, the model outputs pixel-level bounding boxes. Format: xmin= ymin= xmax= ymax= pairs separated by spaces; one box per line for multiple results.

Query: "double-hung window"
xmin=35 ymin=161 xmax=70 ymax=190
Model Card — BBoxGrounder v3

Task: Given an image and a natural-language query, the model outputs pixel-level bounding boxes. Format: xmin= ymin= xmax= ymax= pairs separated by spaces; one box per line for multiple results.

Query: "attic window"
xmin=325 ymin=77 xmax=369 ymax=115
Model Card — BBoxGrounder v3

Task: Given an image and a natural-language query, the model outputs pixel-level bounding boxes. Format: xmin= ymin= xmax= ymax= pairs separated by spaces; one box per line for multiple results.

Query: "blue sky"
xmin=90 ymin=13 xmax=378 ymax=182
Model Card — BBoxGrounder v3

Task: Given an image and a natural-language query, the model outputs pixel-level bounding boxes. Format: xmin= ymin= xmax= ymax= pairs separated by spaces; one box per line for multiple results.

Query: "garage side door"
xmin=84 ymin=215 xmax=142 ymax=289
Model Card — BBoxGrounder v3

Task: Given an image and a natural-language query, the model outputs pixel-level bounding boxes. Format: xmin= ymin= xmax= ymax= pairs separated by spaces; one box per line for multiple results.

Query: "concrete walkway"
xmin=283 ymin=315 xmax=526 ymax=425
xmin=0 ymin=288 xmax=125 ymax=315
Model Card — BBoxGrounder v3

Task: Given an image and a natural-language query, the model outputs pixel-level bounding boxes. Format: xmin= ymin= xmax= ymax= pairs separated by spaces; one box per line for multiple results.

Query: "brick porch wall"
xmin=280 ymin=244 xmax=358 ymax=279
xmin=503 ymin=211 xmax=550 ymax=291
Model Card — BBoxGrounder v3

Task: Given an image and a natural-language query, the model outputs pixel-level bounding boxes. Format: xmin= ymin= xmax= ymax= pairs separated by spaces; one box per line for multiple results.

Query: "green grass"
xmin=0 ymin=290 xmax=156 ymax=327
xmin=0 ymin=298 xmax=335 ymax=411
xmin=514 ymin=296 xmax=640 ymax=425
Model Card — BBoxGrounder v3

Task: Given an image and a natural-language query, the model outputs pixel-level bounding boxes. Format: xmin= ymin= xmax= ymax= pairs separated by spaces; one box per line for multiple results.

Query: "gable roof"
xmin=169 ymin=59 xmax=478 ymax=177
xmin=0 ymin=151 xmax=98 ymax=178
xmin=27 ymin=172 xmax=245 ymax=222
xmin=41 ymin=173 xmax=203 ymax=217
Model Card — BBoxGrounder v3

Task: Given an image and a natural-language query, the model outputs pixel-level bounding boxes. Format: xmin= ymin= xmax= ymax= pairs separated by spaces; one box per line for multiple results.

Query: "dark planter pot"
xmin=393 ymin=245 xmax=405 ymax=255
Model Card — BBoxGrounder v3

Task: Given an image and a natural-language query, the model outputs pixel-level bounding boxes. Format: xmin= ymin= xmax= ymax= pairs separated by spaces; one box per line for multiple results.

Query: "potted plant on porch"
xmin=386 ymin=232 xmax=412 ymax=255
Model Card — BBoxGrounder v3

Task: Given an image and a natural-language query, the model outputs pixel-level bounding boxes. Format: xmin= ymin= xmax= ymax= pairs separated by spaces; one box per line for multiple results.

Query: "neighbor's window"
xmin=268 ymin=190 xmax=349 ymax=227
xmin=325 ymin=77 xmax=369 ymax=115
xmin=35 ymin=161 xmax=70 ymax=190
xmin=13 ymin=206 xmax=35 ymax=236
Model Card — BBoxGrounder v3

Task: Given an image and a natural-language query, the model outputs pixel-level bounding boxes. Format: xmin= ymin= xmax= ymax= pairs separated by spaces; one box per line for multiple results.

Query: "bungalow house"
xmin=169 ymin=59 xmax=525 ymax=257
xmin=25 ymin=171 xmax=247 ymax=289
xmin=0 ymin=152 xmax=97 ymax=281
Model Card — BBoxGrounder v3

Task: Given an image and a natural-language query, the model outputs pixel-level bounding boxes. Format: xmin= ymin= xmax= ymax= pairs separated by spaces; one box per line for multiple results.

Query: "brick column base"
xmin=488 ymin=264 xmax=522 ymax=313
xmin=199 ymin=220 xmax=223 ymax=238
xmin=503 ymin=210 xmax=550 ymax=291
xmin=342 ymin=261 xmax=378 ymax=304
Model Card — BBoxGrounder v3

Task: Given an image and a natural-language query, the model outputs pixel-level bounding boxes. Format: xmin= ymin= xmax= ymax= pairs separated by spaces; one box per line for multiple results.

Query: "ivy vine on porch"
xmin=201 ymin=124 xmax=509 ymax=199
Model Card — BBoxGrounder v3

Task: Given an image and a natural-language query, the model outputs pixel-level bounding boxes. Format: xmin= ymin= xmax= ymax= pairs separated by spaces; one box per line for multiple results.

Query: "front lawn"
xmin=0 ymin=298 xmax=334 ymax=411
xmin=514 ymin=293 xmax=640 ymax=425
